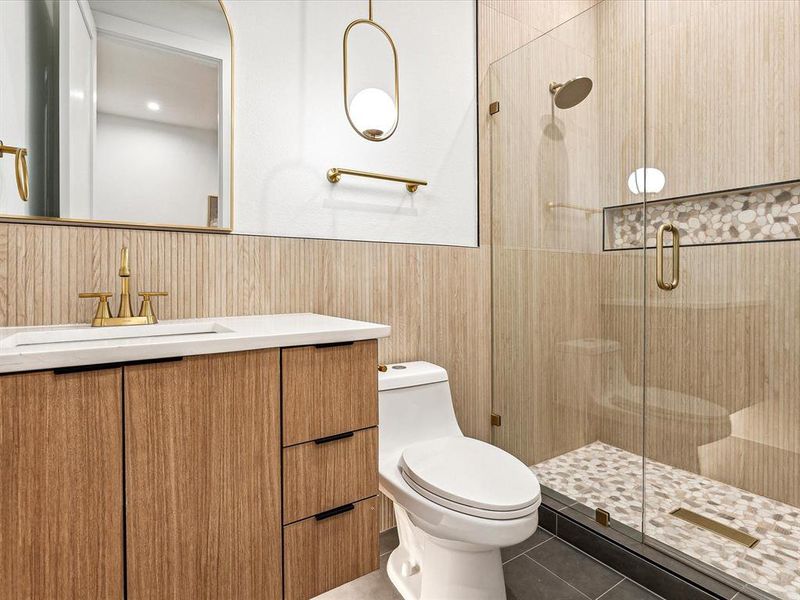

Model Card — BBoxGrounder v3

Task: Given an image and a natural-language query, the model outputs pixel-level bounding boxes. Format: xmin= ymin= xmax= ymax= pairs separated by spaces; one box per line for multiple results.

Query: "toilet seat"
xmin=399 ymin=436 xmax=541 ymax=521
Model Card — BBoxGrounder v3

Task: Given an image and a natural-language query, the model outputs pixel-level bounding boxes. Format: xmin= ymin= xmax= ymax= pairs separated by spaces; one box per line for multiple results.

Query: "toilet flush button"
xmin=392 ymin=365 xmax=407 ymax=370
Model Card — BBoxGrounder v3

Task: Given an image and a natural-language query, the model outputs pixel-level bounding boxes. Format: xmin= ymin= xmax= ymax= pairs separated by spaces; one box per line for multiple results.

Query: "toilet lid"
xmin=399 ymin=437 xmax=541 ymax=513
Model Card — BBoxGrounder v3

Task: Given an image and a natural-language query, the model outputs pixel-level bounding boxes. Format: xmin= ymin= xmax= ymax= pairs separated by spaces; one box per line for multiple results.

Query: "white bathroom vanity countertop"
xmin=0 ymin=313 xmax=390 ymax=374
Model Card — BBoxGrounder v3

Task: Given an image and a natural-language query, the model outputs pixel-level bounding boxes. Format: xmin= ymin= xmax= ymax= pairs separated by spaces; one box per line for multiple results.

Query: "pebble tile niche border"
xmin=604 ymin=181 xmax=800 ymax=250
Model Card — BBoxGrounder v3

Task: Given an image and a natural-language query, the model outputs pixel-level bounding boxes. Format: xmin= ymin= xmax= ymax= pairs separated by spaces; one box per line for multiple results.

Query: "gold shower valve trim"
xmin=327 ymin=167 xmax=427 ymax=193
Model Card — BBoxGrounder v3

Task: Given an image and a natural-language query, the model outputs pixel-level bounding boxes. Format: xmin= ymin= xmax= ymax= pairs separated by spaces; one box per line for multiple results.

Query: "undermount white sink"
xmin=6 ymin=321 xmax=232 ymax=348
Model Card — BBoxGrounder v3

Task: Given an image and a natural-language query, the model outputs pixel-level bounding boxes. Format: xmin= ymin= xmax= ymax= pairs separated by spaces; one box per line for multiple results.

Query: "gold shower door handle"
xmin=656 ymin=223 xmax=680 ymax=291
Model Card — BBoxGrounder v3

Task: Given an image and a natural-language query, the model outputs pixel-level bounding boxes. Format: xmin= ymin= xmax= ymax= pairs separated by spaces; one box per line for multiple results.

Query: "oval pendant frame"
xmin=342 ymin=18 xmax=399 ymax=142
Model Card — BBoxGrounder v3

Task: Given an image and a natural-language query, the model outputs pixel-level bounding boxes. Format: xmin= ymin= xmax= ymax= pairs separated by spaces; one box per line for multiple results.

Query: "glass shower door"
xmin=489 ymin=0 xmax=647 ymax=544
xmin=642 ymin=2 xmax=800 ymax=598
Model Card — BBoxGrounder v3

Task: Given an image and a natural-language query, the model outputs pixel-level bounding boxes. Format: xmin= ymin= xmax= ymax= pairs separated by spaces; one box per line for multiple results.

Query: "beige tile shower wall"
xmin=0 ymin=1 xmax=547 ymax=533
xmin=493 ymin=248 xmax=601 ymax=466
xmin=645 ymin=0 xmax=800 ymax=202
xmin=599 ymin=0 xmax=800 ymax=207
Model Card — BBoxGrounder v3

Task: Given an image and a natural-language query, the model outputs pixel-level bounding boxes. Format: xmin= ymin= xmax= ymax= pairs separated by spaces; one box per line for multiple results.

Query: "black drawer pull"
xmin=314 ymin=431 xmax=354 ymax=445
xmin=315 ymin=503 xmax=355 ymax=521
xmin=53 ymin=356 xmax=183 ymax=375
xmin=313 ymin=341 xmax=355 ymax=349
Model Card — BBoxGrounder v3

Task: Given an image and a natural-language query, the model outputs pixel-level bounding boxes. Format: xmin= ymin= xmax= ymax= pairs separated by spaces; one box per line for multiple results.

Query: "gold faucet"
xmin=79 ymin=247 xmax=168 ymax=327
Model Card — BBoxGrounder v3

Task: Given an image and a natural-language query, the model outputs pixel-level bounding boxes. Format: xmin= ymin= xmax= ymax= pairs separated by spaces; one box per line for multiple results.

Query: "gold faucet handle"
xmin=79 ymin=292 xmax=113 ymax=325
xmin=137 ymin=292 xmax=168 ymax=324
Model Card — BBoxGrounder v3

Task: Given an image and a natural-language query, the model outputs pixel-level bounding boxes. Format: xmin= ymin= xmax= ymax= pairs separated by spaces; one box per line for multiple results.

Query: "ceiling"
xmin=88 ymin=0 xmax=230 ymax=45
xmin=96 ymin=33 xmax=219 ymax=130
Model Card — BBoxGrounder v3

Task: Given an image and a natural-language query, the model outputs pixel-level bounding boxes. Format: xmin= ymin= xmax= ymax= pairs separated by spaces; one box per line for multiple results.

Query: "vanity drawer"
xmin=283 ymin=496 xmax=379 ymax=600
xmin=282 ymin=340 xmax=378 ymax=446
xmin=283 ymin=427 xmax=378 ymax=524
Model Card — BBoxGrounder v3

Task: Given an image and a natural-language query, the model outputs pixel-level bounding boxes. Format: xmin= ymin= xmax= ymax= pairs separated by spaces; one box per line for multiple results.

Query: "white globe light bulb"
xmin=627 ymin=167 xmax=666 ymax=194
xmin=349 ymin=88 xmax=396 ymax=139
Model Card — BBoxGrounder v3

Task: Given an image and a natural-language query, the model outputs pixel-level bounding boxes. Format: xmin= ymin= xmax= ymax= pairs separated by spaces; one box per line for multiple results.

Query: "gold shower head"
xmin=549 ymin=76 xmax=593 ymax=109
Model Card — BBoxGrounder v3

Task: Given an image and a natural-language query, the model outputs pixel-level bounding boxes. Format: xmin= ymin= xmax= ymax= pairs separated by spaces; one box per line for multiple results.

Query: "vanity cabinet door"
xmin=0 ymin=368 xmax=124 ymax=600
xmin=123 ymin=350 xmax=282 ymax=600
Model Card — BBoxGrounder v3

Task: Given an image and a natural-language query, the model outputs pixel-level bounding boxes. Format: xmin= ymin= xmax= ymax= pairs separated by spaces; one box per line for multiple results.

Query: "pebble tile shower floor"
xmin=533 ymin=442 xmax=800 ymax=600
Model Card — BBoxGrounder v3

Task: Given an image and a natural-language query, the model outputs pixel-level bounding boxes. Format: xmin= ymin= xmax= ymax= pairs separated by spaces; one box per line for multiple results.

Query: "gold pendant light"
xmin=342 ymin=0 xmax=399 ymax=142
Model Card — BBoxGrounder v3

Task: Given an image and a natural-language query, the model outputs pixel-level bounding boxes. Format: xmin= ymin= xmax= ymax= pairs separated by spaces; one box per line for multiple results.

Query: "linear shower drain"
xmin=669 ymin=508 xmax=760 ymax=548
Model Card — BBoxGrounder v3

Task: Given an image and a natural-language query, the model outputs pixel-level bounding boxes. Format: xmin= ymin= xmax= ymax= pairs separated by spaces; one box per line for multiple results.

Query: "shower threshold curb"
xmin=539 ymin=497 xmax=766 ymax=600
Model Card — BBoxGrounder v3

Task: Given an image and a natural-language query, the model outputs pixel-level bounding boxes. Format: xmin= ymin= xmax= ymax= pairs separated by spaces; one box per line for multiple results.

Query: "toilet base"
xmin=388 ymin=505 xmax=507 ymax=600
xmin=387 ymin=545 xmax=422 ymax=600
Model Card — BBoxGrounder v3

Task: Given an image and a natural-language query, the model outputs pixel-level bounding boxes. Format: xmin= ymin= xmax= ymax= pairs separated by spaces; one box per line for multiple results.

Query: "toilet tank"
xmin=378 ymin=362 xmax=463 ymax=459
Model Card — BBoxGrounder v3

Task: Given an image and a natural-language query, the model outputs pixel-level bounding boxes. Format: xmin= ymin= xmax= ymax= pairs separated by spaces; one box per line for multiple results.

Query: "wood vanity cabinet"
xmin=0 ymin=339 xmax=379 ymax=600
xmin=0 ymin=368 xmax=124 ymax=599
xmin=123 ymin=350 xmax=283 ymax=600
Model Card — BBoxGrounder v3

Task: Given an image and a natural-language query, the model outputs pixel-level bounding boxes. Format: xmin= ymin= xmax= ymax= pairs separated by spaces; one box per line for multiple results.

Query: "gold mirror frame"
xmin=0 ymin=0 xmax=235 ymax=234
xmin=342 ymin=17 xmax=400 ymax=142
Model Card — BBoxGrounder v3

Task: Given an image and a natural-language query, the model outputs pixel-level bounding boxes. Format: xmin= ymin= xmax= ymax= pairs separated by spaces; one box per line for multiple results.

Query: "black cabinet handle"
xmin=314 ymin=431 xmax=354 ymax=445
xmin=53 ymin=356 xmax=183 ymax=375
xmin=313 ymin=341 xmax=355 ymax=349
xmin=315 ymin=503 xmax=355 ymax=521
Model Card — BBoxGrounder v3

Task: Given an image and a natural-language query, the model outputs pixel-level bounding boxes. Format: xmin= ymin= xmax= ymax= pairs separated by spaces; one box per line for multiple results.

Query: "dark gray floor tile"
xmin=527 ymin=537 xmax=623 ymax=599
xmin=502 ymin=528 xmax=553 ymax=563
xmin=558 ymin=508 xmax=739 ymax=599
xmin=599 ymin=579 xmax=662 ymax=600
xmin=379 ymin=528 xmax=399 ymax=556
xmin=504 ymin=555 xmax=588 ymax=600
xmin=556 ymin=517 xmax=715 ymax=600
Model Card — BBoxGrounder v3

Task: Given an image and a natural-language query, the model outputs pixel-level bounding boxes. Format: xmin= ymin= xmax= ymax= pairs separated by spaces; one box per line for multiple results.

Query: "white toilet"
xmin=379 ymin=361 xmax=541 ymax=600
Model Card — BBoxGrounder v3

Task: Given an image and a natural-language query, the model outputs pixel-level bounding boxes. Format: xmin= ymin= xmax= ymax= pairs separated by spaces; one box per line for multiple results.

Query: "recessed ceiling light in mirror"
xmin=146 ymin=101 xmax=160 ymax=112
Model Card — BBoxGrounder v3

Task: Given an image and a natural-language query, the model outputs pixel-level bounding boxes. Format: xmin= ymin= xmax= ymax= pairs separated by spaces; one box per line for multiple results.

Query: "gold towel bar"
xmin=547 ymin=202 xmax=599 ymax=216
xmin=327 ymin=167 xmax=427 ymax=193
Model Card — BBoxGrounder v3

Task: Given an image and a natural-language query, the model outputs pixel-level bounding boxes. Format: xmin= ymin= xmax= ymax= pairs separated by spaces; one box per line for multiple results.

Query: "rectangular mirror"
xmin=0 ymin=0 xmax=233 ymax=232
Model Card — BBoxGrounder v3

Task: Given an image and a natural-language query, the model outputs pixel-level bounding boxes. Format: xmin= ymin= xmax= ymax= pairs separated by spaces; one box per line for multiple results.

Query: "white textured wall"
xmin=227 ymin=0 xmax=478 ymax=247
xmin=94 ymin=112 xmax=218 ymax=226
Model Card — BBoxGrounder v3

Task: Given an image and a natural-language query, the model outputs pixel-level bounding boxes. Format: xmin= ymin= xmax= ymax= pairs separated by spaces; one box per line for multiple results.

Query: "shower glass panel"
xmin=642 ymin=2 xmax=800 ymax=598
xmin=489 ymin=0 xmax=646 ymax=543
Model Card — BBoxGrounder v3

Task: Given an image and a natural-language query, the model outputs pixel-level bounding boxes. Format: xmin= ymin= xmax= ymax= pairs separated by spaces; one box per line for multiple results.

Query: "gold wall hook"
xmin=0 ymin=141 xmax=29 ymax=201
